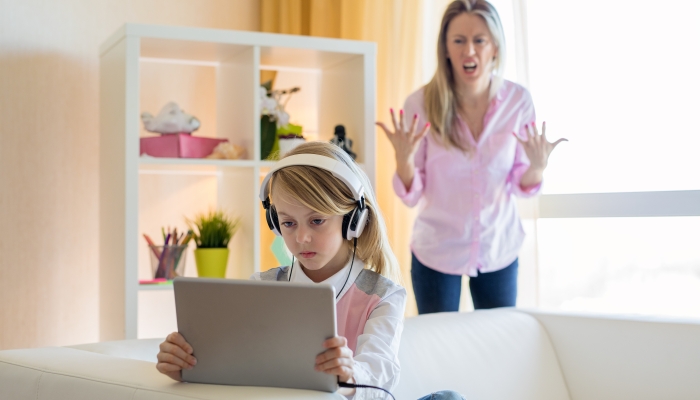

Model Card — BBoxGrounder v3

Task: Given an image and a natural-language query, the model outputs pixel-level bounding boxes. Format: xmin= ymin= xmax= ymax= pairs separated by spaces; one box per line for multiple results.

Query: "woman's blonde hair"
xmin=424 ymin=0 xmax=506 ymax=152
xmin=269 ymin=141 xmax=402 ymax=284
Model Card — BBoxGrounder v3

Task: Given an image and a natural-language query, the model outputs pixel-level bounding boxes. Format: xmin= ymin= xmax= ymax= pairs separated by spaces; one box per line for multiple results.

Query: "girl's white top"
xmin=252 ymin=258 xmax=407 ymax=399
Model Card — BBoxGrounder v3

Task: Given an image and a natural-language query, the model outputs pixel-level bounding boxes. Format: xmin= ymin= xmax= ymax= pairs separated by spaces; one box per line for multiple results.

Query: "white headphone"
xmin=259 ymin=154 xmax=369 ymax=240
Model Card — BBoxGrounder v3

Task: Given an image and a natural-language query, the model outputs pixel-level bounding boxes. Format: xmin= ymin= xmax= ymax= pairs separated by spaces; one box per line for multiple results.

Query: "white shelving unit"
xmin=99 ymin=24 xmax=376 ymax=341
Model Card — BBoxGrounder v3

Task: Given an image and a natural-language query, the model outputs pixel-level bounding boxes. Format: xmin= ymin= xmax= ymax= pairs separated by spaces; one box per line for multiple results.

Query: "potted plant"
xmin=259 ymin=81 xmax=303 ymax=160
xmin=187 ymin=210 xmax=240 ymax=278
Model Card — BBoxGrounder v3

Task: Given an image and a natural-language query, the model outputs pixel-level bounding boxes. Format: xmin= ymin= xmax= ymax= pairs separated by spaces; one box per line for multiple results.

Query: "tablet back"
xmin=174 ymin=277 xmax=337 ymax=392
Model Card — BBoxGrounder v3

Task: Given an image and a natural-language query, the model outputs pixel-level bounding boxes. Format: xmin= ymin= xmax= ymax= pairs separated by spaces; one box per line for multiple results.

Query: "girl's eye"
xmin=454 ymin=39 xmax=464 ymax=44
xmin=475 ymin=38 xmax=485 ymax=44
xmin=281 ymin=221 xmax=295 ymax=228
xmin=311 ymin=219 xmax=325 ymax=226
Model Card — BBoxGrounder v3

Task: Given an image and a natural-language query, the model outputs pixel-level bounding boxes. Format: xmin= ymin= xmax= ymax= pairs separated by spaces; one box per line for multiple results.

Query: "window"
xmin=526 ymin=0 xmax=700 ymax=194
xmin=525 ymin=0 xmax=700 ymax=318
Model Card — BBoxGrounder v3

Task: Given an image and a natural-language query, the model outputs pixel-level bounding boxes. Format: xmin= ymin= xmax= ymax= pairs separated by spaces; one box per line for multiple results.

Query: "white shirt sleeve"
xmin=347 ymin=288 xmax=407 ymax=400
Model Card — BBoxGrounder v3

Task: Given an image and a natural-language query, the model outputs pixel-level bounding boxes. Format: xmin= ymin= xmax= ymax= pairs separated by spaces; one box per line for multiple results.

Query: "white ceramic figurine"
xmin=141 ymin=102 xmax=201 ymax=134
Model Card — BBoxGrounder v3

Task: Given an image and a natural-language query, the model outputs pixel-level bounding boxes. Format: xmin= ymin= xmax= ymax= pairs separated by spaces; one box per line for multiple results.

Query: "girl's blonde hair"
xmin=269 ymin=141 xmax=402 ymax=284
xmin=424 ymin=0 xmax=506 ymax=152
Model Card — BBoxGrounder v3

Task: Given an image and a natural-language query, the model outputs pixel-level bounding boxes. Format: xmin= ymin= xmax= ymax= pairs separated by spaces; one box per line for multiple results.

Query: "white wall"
xmin=0 ymin=0 xmax=260 ymax=350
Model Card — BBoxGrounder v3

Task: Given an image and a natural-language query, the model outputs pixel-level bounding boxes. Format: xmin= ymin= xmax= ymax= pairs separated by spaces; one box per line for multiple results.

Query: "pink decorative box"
xmin=140 ymin=133 xmax=228 ymax=158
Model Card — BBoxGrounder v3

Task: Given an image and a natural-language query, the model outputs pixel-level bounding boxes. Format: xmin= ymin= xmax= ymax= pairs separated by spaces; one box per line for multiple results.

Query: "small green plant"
xmin=187 ymin=210 xmax=240 ymax=248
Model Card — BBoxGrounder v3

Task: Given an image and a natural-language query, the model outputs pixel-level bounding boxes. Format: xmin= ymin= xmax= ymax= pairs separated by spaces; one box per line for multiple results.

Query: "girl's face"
xmin=273 ymin=190 xmax=348 ymax=278
xmin=445 ymin=12 xmax=498 ymax=92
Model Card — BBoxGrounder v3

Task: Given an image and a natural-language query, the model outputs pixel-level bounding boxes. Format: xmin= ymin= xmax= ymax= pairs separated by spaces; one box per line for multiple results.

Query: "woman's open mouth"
xmin=463 ymin=61 xmax=477 ymax=73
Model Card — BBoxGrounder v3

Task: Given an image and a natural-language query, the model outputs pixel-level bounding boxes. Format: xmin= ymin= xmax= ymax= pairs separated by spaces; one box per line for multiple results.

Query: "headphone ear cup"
xmin=351 ymin=208 xmax=369 ymax=238
xmin=342 ymin=207 xmax=369 ymax=240
xmin=342 ymin=211 xmax=353 ymax=241
xmin=266 ymin=205 xmax=282 ymax=236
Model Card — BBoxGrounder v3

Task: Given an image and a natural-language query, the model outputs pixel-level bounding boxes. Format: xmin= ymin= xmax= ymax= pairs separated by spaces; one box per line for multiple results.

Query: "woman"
xmin=376 ymin=0 xmax=566 ymax=313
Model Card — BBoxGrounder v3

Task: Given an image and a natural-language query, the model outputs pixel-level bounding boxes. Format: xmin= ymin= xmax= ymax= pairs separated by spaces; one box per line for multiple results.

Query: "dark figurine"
xmin=330 ymin=125 xmax=356 ymax=160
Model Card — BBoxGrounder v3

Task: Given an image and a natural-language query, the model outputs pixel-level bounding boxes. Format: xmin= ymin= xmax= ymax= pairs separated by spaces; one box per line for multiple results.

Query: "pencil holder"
xmin=149 ymin=245 xmax=188 ymax=280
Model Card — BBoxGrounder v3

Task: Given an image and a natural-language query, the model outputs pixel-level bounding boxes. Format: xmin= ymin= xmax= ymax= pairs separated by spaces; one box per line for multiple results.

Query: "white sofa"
xmin=2 ymin=308 xmax=699 ymax=400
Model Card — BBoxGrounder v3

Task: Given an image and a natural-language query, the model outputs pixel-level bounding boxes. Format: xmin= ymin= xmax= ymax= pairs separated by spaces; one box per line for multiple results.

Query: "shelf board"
xmin=140 ymin=157 xmax=257 ymax=167
xmin=138 ymin=283 xmax=174 ymax=291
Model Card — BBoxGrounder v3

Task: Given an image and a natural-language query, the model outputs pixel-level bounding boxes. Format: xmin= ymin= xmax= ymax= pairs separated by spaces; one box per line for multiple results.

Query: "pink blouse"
xmin=393 ymin=80 xmax=541 ymax=277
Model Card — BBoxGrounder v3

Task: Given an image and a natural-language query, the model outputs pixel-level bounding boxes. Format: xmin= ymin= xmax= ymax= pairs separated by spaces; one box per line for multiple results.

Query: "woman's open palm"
xmin=514 ymin=122 xmax=568 ymax=171
xmin=376 ymin=109 xmax=430 ymax=165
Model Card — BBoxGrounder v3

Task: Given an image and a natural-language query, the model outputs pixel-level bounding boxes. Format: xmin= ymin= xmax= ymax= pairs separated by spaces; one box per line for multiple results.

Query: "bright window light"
xmin=538 ymin=217 xmax=700 ymax=318
xmin=526 ymin=0 xmax=700 ymax=194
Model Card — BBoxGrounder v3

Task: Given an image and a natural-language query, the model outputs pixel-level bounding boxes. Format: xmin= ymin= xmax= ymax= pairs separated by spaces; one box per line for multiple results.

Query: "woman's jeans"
xmin=411 ymin=252 xmax=518 ymax=314
xmin=416 ymin=390 xmax=466 ymax=400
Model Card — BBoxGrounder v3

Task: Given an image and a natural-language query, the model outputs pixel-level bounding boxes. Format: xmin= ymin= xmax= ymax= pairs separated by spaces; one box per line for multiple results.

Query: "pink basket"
xmin=140 ymin=133 xmax=229 ymax=158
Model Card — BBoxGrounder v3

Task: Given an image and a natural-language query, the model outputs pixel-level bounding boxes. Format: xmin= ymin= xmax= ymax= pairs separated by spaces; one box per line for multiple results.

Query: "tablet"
xmin=173 ymin=277 xmax=338 ymax=392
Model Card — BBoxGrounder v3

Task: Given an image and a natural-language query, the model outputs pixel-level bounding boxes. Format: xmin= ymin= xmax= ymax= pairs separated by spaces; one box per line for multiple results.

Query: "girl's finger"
xmin=159 ymin=343 xmax=197 ymax=366
xmin=321 ymin=365 xmax=353 ymax=378
xmin=316 ymin=356 xmax=353 ymax=372
xmin=323 ymin=336 xmax=347 ymax=349
xmin=316 ymin=346 xmax=352 ymax=364
xmin=399 ymin=109 xmax=406 ymax=134
xmin=157 ymin=352 xmax=192 ymax=370
xmin=157 ymin=361 xmax=187 ymax=373
xmin=166 ymin=332 xmax=193 ymax=354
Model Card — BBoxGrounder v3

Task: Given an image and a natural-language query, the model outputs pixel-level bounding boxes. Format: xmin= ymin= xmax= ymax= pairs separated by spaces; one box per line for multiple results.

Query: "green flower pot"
xmin=194 ymin=248 xmax=229 ymax=278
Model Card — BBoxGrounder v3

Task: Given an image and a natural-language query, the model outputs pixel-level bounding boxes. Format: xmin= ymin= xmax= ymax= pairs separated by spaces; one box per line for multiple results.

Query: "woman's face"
xmin=445 ymin=12 xmax=498 ymax=92
xmin=273 ymin=190 xmax=348 ymax=277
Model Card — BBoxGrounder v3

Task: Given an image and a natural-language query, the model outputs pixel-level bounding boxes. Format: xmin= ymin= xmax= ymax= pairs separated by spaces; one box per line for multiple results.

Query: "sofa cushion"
xmin=394 ymin=309 xmax=571 ymax=400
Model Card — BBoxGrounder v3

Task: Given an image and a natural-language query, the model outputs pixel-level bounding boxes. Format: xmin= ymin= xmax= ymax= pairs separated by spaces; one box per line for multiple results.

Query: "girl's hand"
xmin=156 ymin=332 xmax=197 ymax=381
xmin=376 ymin=109 xmax=431 ymax=167
xmin=514 ymin=121 xmax=568 ymax=171
xmin=315 ymin=336 xmax=355 ymax=383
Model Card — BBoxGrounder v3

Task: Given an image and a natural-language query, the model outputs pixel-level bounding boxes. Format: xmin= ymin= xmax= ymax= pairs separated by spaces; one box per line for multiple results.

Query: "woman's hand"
xmin=315 ymin=336 xmax=355 ymax=383
xmin=514 ymin=121 xmax=568 ymax=171
xmin=514 ymin=121 xmax=567 ymax=188
xmin=376 ymin=109 xmax=430 ymax=166
xmin=156 ymin=332 xmax=197 ymax=381
xmin=376 ymin=109 xmax=431 ymax=188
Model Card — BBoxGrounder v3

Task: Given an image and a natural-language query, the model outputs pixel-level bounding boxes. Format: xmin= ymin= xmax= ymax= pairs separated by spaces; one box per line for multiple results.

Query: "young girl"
xmin=156 ymin=141 xmax=407 ymax=399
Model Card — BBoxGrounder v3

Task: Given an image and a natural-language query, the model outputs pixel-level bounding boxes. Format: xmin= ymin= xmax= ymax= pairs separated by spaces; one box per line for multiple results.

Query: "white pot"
xmin=278 ymin=137 xmax=306 ymax=156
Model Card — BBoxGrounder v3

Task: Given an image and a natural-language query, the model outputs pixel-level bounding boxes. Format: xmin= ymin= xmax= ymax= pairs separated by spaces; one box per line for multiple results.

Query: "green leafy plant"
xmin=187 ymin=210 xmax=240 ymax=249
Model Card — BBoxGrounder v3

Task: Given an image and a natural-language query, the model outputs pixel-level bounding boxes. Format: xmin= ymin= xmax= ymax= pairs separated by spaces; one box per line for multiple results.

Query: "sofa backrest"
xmin=394 ymin=309 xmax=571 ymax=400
xmin=524 ymin=310 xmax=700 ymax=400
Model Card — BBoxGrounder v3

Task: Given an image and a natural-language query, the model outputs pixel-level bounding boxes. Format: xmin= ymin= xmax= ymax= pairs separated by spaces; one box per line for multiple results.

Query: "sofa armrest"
xmin=0 ymin=347 xmax=342 ymax=400
xmin=520 ymin=310 xmax=700 ymax=400
xmin=68 ymin=338 xmax=163 ymax=363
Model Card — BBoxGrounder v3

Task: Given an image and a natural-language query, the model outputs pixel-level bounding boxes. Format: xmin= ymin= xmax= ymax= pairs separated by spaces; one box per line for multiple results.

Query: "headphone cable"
xmin=338 ymin=381 xmax=395 ymax=400
xmin=289 ymin=239 xmax=356 ymax=301
xmin=335 ymin=238 xmax=356 ymax=299
xmin=287 ymin=256 xmax=295 ymax=282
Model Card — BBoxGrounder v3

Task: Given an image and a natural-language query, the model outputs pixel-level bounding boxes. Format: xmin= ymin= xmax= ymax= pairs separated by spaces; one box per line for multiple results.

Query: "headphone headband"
xmin=259 ymin=154 xmax=365 ymax=204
